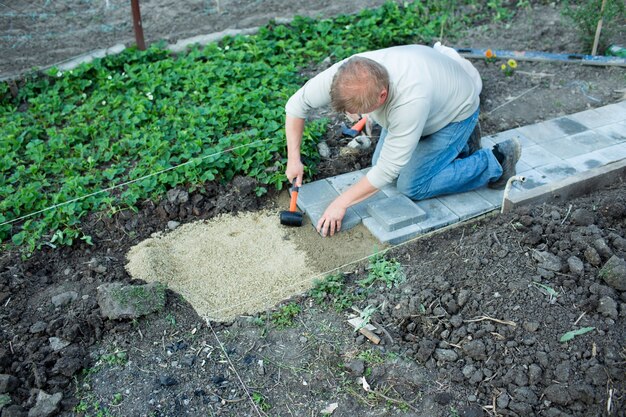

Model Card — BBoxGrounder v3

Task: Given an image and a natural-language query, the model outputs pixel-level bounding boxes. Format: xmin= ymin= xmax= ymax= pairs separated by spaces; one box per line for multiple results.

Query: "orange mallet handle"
xmin=289 ymin=180 xmax=299 ymax=212
xmin=351 ymin=116 xmax=367 ymax=133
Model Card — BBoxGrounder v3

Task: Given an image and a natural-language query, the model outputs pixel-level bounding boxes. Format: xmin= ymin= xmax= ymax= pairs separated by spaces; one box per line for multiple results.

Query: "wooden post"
xmin=591 ymin=0 xmax=608 ymax=56
xmin=130 ymin=0 xmax=146 ymax=51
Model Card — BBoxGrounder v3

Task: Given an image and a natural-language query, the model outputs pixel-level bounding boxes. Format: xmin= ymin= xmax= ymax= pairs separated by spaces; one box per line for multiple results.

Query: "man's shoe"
xmin=488 ymin=137 xmax=522 ymax=189
xmin=467 ymin=123 xmax=482 ymax=156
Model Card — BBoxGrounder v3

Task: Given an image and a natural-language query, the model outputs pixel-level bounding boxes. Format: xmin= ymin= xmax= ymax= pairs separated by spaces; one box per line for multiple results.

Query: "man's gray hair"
xmin=330 ymin=56 xmax=389 ymax=114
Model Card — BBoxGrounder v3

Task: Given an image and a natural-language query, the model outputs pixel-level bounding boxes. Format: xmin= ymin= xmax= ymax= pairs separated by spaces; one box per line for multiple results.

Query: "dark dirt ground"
xmin=1 ymin=2 xmax=626 ymax=417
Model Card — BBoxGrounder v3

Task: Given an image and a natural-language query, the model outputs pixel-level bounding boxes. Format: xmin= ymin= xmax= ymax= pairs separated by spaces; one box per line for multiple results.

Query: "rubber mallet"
xmin=341 ymin=116 xmax=368 ymax=138
xmin=279 ymin=180 xmax=304 ymax=227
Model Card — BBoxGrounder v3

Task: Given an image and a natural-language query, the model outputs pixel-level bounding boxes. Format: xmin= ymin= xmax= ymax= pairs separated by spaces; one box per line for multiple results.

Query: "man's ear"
xmin=378 ymin=88 xmax=388 ymax=105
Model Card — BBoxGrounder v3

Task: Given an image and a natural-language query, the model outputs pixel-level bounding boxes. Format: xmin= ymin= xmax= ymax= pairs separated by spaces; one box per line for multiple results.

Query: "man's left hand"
xmin=316 ymin=201 xmax=347 ymax=237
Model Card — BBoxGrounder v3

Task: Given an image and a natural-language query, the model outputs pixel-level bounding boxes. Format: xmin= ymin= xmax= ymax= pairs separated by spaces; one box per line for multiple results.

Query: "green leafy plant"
xmin=251 ymin=392 xmax=272 ymax=411
xmin=563 ymin=0 xmax=625 ymax=52
xmin=310 ymin=272 xmax=360 ymax=311
xmin=560 ymin=326 xmax=596 ymax=343
xmin=99 ymin=350 xmax=128 ymax=367
xmin=500 ymin=58 xmax=518 ymax=76
xmin=358 ymin=252 xmax=405 ymax=288
xmin=270 ymin=302 xmax=301 ymax=328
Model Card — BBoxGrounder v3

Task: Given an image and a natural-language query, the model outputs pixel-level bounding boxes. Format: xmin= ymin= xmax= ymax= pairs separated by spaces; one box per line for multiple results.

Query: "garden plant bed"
xmin=1 ymin=2 xmax=625 ymax=417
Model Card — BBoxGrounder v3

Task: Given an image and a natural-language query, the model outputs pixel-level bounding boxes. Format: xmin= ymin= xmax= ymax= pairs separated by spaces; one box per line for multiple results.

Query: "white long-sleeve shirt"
xmin=285 ymin=44 xmax=481 ymax=189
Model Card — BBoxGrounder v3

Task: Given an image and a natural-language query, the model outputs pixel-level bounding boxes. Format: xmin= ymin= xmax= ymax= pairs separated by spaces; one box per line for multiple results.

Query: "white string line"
xmin=204 ymin=213 xmax=493 ymax=320
xmin=0 ymin=137 xmax=275 ymax=228
xmin=205 ymin=318 xmax=264 ymax=417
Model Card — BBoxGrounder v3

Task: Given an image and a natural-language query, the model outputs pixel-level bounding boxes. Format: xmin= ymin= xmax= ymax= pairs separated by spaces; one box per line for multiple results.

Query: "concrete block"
xmin=535 ymin=161 xmax=580 ymax=182
xmin=366 ymin=195 xmax=427 ymax=232
xmin=516 ymin=120 xmax=568 ymax=144
xmin=518 ymin=145 xmax=561 ymax=169
xmin=552 ymin=117 xmax=589 ymax=136
xmin=304 ymin=202 xmax=361 ymax=234
xmin=565 ymin=151 xmax=611 ymax=172
xmin=475 ymin=187 xmax=505 ymax=208
xmin=510 ymin=168 xmax=550 ymax=193
xmin=569 ymin=107 xmax=619 ymax=128
xmin=538 ymin=137 xmax=589 ymax=159
xmin=436 ymin=191 xmax=494 ymax=221
xmin=413 ymin=198 xmax=460 ymax=233
xmin=363 ymin=217 xmax=423 ymax=245
xmin=597 ymin=102 xmax=626 ymax=123
xmin=597 ymin=142 xmax=626 ymax=163
xmin=489 ymin=128 xmax=536 ymax=147
xmin=595 ymin=122 xmax=626 ymax=142
xmin=352 ymin=192 xmax=387 ymax=219
xmin=327 ymin=171 xmax=364 ymax=193
xmin=297 ymin=180 xmax=338 ymax=209
xmin=381 ymin=184 xmax=402 ymax=197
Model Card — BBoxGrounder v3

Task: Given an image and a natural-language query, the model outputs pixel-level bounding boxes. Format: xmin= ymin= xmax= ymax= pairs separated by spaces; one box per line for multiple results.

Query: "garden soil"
xmin=1 ymin=2 xmax=626 ymax=417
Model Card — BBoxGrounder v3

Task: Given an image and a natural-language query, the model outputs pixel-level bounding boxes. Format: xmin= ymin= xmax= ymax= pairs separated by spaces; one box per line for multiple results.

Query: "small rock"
xmin=462 ymin=364 xmax=476 ymax=379
xmin=29 ymin=321 xmax=47 ymax=334
xmin=97 ymin=282 xmax=166 ymax=320
xmin=567 ymin=256 xmax=584 ymax=276
xmin=167 ymin=221 xmax=180 ymax=230
xmin=584 ymin=247 xmax=601 ymax=266
xmin=28 ymin=390 xmax=62 ymax=417
xmin=462 ymin=340 xmax=486 ymax=360
xmin=555 ymin=362 xmax=571 ymax=382
xmin=523 ymin=321 xmax=540 ymax=332
xmin=513 ymin=386 xmax=538 ymax=405
xmin=434 ymin=392 xmax=452 ymax=405
xmin=599 ymin=256 xmax=626 ymax=291
xmin=496 ymin=392 xmax=510 ymax=409
xmin=159 ymin=375 xmax=178 ymax=386
xmin=415 ymin=339 xmax=436 ymax=362
xmin=528 ymin=364 xmax=542 ymax=385
xmin=345 ymin=359 xmax=365 ymax=376
xmin=48 ymin=337 xmax=70 ymax=352
xmin=532 ymin=250 xmax=562 ymax=271
xmin=0 ymin=374 xmax=18 ymax=394
xmin=317 ymin=141 xmax=331 ymax=158
xmin=450 ymin=315 xmax=463 ymax=328
xmin=585 ymin=364 xmax=608 ymax=386
xmin=469 ymin=369 xmax=483 ymax=384
xmin=51 ymin=291 xmax=78 ymax=308
xmin=434 ymin=348 xmax=458 ymax=362
xmin=571 ymin=208 xmax=595 ymax=226
xmin=597 ymin=296 xmax=618 ymax=319
xmin=346 ymin=135 xmax=371 ymax=150
xmin=593 ymin=238 xmax=613 ymax=258
xmin=457 ymin=289 xmax=471 ymax=307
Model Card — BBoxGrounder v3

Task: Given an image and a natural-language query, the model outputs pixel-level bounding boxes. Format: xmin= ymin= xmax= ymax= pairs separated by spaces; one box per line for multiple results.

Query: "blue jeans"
xmin=372 ymin=109 xmax=502 ymax=200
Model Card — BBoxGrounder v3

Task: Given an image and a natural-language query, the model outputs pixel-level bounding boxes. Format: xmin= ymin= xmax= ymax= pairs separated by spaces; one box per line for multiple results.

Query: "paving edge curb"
xmin=502 ymin=158 xmax=626 ymax=212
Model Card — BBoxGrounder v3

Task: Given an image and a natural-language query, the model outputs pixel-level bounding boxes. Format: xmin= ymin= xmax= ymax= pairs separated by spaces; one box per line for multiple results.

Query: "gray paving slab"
xmin=475 ymin=186 xmax=505 ymax=208
xmin=552 ymin=117 xmax=590 ymax=136
xmin=595 ymin=122 xmax=626 ymax=142
xmin=413 ymin=198 xmax=460 ymax=233
xmin=510 ymin=168 xmax=550 ymax=192
xmin=304 ymin=201 xmax=361 ymax=234
xmin=565 ymin=151 xmax=611 ymax=172
xmin=487 ymin=128 xmax=535 ymax=147
xmin=597 ymin=142 xmax=626 ymax=163
xmin=535 ymin=161 xmax=580 ymax=182
xmin=381 ymin=184 xmax=402 ymax=197
xmin=516 ymin=120 xmax=568 ymax=143
xmin=599 ymin=102 xmax=626 ymax=122
xmin=569 ymin=107 xmax=620 ymax=128
xmin=519 ymin=144 xmax=561 ymax=168
xmin=366 ymin=195 xmax=427 ymax=231
xmin=363 ymin=217 xmax=423 ymax=245
xmin=436 ymin=191 xmax=494 ymax=221
xmin=297 ymin=179 xmax=338 ymax=209
xmin=326 ymin=170 xmax=387 ymax=218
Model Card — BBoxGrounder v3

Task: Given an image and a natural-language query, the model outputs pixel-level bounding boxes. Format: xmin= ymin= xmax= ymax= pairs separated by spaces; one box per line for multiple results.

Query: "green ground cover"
xmin=0 ymin=1 xmax=511 ymax=253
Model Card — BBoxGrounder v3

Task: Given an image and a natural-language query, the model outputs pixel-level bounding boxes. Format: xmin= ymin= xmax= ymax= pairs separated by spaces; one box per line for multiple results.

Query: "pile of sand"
xmin=125 ymin=208 xmax=381 ymax=322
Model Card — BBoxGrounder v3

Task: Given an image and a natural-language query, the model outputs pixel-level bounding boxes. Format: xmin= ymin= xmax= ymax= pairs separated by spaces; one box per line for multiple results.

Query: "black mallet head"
xmin=279 ymin=181 xmax=304 ymax=227
xmin=341 ymin=116 xmax=368 ymax=138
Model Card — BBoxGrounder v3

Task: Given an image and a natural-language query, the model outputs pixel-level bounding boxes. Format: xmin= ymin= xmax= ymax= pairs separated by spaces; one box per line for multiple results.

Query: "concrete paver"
xmin=295 ymin=102 xmax=626 ymax=244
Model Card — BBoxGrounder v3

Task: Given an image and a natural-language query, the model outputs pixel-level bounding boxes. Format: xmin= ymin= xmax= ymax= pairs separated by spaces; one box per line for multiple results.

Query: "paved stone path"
xmin=297 ymin=101 xmax=626 ymax=244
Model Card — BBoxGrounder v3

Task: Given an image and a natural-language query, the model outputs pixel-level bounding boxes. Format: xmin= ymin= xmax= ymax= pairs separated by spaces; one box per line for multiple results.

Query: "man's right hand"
xmin=286 ymin=158 xmax=305 ymax=187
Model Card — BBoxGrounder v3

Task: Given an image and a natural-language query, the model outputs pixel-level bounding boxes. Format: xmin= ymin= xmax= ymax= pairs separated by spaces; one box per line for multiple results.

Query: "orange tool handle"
xmin=289 ymin=180 xmax=299 ymax=212
xmin=351 ymin=116 xmax=367 ymax=132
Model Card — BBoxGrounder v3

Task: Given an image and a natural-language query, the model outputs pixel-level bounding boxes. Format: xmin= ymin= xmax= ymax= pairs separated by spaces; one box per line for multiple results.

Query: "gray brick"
xmin=598 ymin=102 xmax=626 ymax=122
xmin=327 ymin=171 xmax=364 ymax=193
xmin=489 ymin=128 xmax=536 ymax=147
xmin=595 ymin=122 xmax=626 ymax=142
xmin=436 ymin=191 xmax=494 ymax=221
xmin=510 ymin=168 xmax=550 ymax=192
xmin=363 ymin=217 xmax=423 ymax=245
xmin=413 ymin=198 xmax=460 ymax=233
xmin=352 ymin=192 xmax=387 ymax=219
xmin=565 ymin=151 xmax=611 ymax=172
xmin=297 ymin=180 xmax=339 ymax=209
xmin=553 ymin=117 xmax=589 ymax=135
xmin=538 ymin=137 xmax=589 ymax=159
xmin=366 ymin=195 xmax=427 ymax=232
xmin=475 ymin=186 xmax=505 ymax=208
xmin=519 ymin=145 xmax=561 ymax=168
xmin=535 ymin=161 xmax=579 ymax=182
xmin=569 ymin=108 xmax=618 ymax=128
xmin=516 ymin=120 xmax=568 ymax=143
xmin=597 ymin=142 xmax=626 ymax=163
xmin=304 ymin=202 xmax=361 ymax=235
